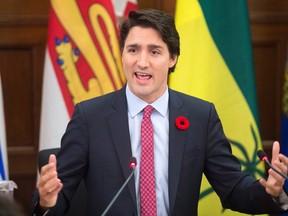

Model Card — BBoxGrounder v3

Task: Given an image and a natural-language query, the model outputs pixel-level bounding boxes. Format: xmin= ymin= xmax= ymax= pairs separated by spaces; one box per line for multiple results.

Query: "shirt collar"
xmin=126 ymin=85 xmax=169 ymax=118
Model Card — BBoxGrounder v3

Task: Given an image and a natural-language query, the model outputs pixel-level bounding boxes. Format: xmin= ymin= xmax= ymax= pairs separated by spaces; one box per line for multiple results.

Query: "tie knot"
xmin=143 ymin=105 xmax=154 ymax=118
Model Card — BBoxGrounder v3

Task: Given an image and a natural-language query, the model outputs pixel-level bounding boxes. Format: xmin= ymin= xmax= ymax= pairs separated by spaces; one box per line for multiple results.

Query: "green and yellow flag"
xmin=169 ymin=0 xmax=266 ymax=215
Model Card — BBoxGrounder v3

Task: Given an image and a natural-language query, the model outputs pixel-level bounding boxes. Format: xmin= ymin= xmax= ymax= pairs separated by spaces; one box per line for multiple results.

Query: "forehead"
xmin=125 ymin=26 xmax=166 ymax=46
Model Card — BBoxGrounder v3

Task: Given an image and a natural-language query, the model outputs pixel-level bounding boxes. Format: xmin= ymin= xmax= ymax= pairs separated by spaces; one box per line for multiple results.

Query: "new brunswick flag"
xmin=39 ymin=0 xmax=137 ymax=150
xmin=169 ymin=0 xmax=265 ymax=215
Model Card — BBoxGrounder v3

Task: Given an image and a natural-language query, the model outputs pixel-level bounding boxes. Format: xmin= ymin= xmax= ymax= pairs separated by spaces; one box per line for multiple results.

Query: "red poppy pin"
xmin=175 ymin=116 xmax=190 ymax=130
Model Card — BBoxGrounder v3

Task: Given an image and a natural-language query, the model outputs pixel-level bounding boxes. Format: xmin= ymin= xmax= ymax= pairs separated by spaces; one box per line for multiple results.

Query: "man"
xmin=32 ymin=9 xmax=288 ymax=215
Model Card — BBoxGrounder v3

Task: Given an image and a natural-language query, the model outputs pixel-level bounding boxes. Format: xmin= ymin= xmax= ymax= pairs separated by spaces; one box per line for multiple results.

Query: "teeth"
xmin=136 ymin=72 xmax=150 ymax=76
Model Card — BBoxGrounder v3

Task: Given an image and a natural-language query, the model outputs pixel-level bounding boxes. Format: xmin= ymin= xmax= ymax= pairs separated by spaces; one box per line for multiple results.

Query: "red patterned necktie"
xmin=140 ymin=105 xmax=157 ymax=216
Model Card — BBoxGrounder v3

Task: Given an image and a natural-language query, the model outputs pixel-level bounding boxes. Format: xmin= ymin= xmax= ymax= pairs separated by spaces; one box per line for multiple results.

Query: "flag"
xmin=39 ymin=0 xmax=137 ymax=150
xmin=280 ymin=48 xmax=288 ymax=216
xmin=0 ymin=75 xmax=8 ymax=180
xmin=112 ymin=0 xmax=138 ymax=18
xmin=169 ymin=0 xmax=265 ymax=215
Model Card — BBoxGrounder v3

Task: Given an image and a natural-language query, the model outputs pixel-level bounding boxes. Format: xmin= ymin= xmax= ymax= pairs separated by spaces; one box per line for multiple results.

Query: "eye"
xmin=151 ymin=49 xmax=160 ymax=56
xmin=127 ymin=47 xmax=137 ymax=54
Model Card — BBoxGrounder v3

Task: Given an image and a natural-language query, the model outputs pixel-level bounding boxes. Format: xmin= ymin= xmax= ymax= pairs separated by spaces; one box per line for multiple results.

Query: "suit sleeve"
xmin=204 ymin=103 xmax=283 ymax=214
xmin=32 ymin=104 xmax=89 ymax=216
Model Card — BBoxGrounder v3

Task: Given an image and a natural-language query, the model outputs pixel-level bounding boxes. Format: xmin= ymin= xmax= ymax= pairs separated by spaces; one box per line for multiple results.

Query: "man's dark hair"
xmin=120 ymin=9 xmax=180 ymax=73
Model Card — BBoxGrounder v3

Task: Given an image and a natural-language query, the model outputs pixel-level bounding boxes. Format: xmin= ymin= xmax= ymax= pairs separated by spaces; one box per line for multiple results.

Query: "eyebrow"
xmin=148 ymin=44 xmax=164 ymax=50
xmin=126 ymin=43 xmax=164 ymax=50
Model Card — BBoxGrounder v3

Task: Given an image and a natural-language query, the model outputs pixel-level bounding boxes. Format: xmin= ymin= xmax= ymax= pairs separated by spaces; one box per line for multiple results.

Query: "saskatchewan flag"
xmin=169 ymin=0 xmax=265 ymax=215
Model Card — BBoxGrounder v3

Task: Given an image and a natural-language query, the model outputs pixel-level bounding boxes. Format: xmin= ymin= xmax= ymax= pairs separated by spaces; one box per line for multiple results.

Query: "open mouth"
xmin=135 ymin=72 xmax=152 ymax=80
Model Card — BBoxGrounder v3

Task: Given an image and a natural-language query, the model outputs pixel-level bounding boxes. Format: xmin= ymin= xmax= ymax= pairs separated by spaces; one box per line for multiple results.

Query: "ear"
xmin=169 ymin=55 xmax=178 ymax=68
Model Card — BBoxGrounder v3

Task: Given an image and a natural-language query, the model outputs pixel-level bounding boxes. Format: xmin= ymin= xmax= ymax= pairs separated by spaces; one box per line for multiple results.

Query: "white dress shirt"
xmin=126 ymin=86 xmax=169 ymax=216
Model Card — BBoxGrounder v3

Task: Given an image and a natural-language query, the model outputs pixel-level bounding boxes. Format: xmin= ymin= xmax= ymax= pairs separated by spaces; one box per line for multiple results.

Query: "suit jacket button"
xmin=132 ymin=213 xmax=137 ymax=216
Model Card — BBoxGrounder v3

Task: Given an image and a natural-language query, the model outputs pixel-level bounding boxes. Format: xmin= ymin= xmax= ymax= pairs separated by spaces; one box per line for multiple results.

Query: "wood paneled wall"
xmin=0 ymin=0 xmax=50 ymax=214
xmin=248 ymin=0 xmax=288 ymax=152
xmin=0 ymin=0 xmax=287 ymax=214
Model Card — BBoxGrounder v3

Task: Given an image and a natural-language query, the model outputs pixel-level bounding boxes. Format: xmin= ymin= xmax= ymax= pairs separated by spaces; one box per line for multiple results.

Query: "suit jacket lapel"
xmin=106 ymin=87 xmax=137 ymax=208
xmin=168 ymin=90 xmax=189 ymax=212
xmin=106 ymin=88 xmax=189 ymax=212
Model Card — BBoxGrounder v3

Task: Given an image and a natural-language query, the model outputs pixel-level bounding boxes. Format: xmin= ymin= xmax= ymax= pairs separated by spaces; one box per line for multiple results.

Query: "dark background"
xmin=0 ymin=0 xmax=288 ymax=215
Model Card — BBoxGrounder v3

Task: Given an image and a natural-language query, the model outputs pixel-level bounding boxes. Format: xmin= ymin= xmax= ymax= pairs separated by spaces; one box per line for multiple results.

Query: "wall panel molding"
xmin=0 ymin=15 xmax=48 ymax=27
xmin=250 ymin=11 xmax=288 ymax=24
xmin=252 ymin=36 xmax=287 ymax=141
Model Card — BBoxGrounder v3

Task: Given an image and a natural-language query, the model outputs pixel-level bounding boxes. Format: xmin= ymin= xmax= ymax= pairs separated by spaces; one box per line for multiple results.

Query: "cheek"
xmin=122 ymin=56 xmax=135 ymax=69
xmin=153 ymin=59 xmax=172 ymax=73
xmin=155 ymin=70 xmax=169 ymax=83
xmin=122 ymin=59 xmax=130 ymax=72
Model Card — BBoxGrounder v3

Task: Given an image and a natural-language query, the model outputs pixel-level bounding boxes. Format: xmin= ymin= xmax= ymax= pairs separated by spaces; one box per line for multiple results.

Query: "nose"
xmin=137 ymin=52 xmax=149 ymax=68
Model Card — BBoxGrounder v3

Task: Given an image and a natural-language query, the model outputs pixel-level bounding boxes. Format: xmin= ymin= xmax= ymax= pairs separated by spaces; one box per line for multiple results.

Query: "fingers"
xmin=38 ymin=155 xmax=58 ymax=188
xmin=271 ymin=141 xmax=280 ymax=162
xmin=259 ymin=178 xmax=267 ymax=188
xmin=49 ymin=154 xmax=57 ymax=167
xmin=38 ymin=172 xmax=61 ymax=194
xmin=40 ymin=155 xmax=56 ymax=176
xmin=261 ymin=141 xmax=288 ymax=197
xmin=268 ymin=168 xmax=285 ymax=196
xmin=259 ymin=169 xmax=284 ymax=197
xmin=39 ymin=181 xmax=63 ymax=208
xmin=271 ymin=141 xmax=288 ymax=180
xmin=279 ymin=153 xmax=288 ymax=167
xmin=37 ymin=154 xmax=62 ymax=207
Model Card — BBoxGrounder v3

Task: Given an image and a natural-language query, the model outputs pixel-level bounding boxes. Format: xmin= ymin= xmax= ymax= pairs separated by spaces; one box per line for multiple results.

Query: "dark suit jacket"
xmin=32 ymin=87 xmax=283 ymax=215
